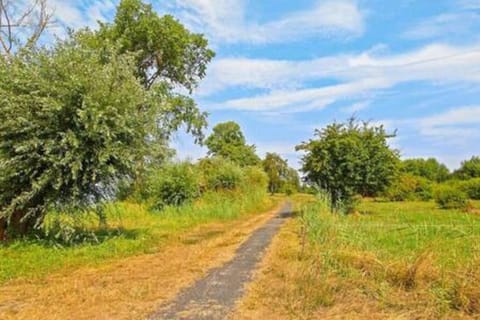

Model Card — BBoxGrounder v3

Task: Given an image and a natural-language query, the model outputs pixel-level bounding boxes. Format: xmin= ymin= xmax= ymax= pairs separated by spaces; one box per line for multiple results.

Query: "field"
xmin=236 ymin=198 xmax=480 ymax=319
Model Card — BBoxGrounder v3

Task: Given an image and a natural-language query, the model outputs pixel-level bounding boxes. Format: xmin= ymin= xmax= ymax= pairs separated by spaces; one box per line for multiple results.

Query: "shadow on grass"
xmin=1 ymin=227 xmax=144 ymax=249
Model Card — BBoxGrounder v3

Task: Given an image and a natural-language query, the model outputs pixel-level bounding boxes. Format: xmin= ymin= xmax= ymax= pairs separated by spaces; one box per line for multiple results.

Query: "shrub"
xmin=458 ymin=178 xmax=480 ymax=200
xmin=385 ymin=174 xmax=433 ymax=201
xmin=146 ymin=162 xmax=200 ymax=209
xmin=198 ymin=157 xmax=243 ymax=191
xmin=433 ymin=185 xmax=468 ymax=210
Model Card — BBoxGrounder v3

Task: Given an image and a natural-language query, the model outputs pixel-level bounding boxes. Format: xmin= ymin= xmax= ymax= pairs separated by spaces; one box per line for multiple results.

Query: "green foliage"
xmin=262 ymin=153 xmax=299 ymax=194
xmin=205 ymin=121 xmax=260 ymax=166
xmin=241 ymin=166 xmax=269 ymax=192
xmin=198 ymin=157 xmax=243 ymax=191
xmin=458 ymin=178 xmax=480 ymax=200
xmin=0 ymin=0 xmax=215 ymax=238
xmin=146 ymin=162 xmax=200 ymax=209
xmin=97 ymin=0 xmax=215 ymax=92
xmin=297 ymin=118 xmax=399 ymax=211
xmin=87 ymin=0 xmax=213 ymax=144
xmin=453 ymin=156 xmax=480 ymax=180
xmin=401 ymin=158 xmax=450 ymax=182
xmin=434 ymin=185 xmax=468 ymax=210
xmin=0 ymin=38 xmax=149 ymax=234
xmin=385 ymin=174 xmax=433 ymax=201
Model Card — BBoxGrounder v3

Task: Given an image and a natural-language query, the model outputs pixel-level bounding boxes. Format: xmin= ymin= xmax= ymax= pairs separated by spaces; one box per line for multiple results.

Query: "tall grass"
xmin=296 ymin=197 xmax=480 ymax=317
xmin=0 ymin=186 xmax=274 ymax=284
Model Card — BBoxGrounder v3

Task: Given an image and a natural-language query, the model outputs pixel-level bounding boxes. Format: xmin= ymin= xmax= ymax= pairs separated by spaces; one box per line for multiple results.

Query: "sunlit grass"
xmin=0 ymin=188 xmax=277 ymax=284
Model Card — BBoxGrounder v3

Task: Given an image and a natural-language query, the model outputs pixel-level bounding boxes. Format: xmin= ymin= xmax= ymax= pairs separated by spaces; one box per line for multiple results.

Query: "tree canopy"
xmin=453 ymin=156 xmax=480 ymax=180
xmin=401 ymin=158 xmax=450 ymax=182
xmin=205 ymin=121 xmax=260 ymax=167
xmin=296 ymin=118 xmax=399 ymax=211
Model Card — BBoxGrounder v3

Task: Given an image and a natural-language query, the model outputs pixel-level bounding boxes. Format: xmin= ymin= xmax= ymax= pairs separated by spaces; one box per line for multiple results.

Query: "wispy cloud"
xmin=173 ymin=0 xmax=365 ymax=44
xmin=458 ymin=0 xmax=480 ymax=10
xmin=200 ymin=44 xmax=480 ymax=113
xmin=379 ymin=106 xmax=480 ymax=146
xmin=49 ymin=0 xmax=116 ymax=30
xmin=341 ymin=100 xmax=371 ymax=113
xmin=403 ymin=12 xmax=479 ymax=40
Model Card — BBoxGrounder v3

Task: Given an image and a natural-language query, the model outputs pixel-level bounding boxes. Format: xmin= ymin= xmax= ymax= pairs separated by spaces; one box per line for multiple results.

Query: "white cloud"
xmin=201 ymin=44 xmax=480 ymax=112
xmin=49 ymin=0 xmax=114 ymax=29
xmin=379 ymin=106 xmax=480 ymax=147
xmin=173 ymin=0 xmax=365 ymax=44
xmin=214 ymin=78 xmax=389 ymax=112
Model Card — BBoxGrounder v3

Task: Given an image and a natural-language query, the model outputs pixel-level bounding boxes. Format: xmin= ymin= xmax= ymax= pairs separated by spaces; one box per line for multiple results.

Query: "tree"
xmin=296 ymin=118 xmax=399 ymax=212
xmin=401 ymin=158 xmax=449 ymax=182
xmin=205 ymin=122 xmax=260 ymax=166
xmin=453 ymin=156 xmax=480 ymax=180
xmin=0 ymin=0 xmax=53 ymax=57
xmin=262 ymin=153 xmax=299 ymax=194
xmin=0 ymin=0 xmax=215 ymax=240
xmin=82 ymin=0 xmax=215 ymax=144
xmin=0 ymin=39 xmax=149 ymax=239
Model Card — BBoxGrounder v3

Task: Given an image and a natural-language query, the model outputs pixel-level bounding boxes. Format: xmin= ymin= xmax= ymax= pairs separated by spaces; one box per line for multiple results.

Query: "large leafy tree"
xmin=401 ymin=158 xmax=450 ymax=182
xmin=85 ymin=0 xmax=215 ymax=144
xmin=297 ymin=118 xmax=399 ymax=211
xmin=205 ymin=121 xmax=260 ymax=167
xmin=0 ymin=39 xmax=150 ymax=237
xmin=453 ymin=156 xmax=480 ymax=180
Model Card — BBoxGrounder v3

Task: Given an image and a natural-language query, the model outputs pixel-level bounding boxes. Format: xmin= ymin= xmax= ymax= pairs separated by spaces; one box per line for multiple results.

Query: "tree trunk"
xmin=0 ymin=217 xmax=7 ymax=242
xmin=10 ymin=211 xmax=35 ymax=238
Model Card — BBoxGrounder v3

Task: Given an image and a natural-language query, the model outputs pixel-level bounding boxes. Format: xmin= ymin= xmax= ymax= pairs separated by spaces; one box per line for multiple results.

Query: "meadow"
xmin=237 ymin=197 xmax=480 ymax=319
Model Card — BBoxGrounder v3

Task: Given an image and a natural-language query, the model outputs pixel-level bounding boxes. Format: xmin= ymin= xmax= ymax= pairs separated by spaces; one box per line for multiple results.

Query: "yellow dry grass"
xmin=0 ymin=203 xmax=284 ymax=320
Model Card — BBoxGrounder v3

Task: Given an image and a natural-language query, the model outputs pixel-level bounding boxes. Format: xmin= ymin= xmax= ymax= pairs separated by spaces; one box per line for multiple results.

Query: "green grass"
xmin=296 ymin=198 xmax=480 ymax=317
xmin=0 ymin=188 xmax=275 ymax=284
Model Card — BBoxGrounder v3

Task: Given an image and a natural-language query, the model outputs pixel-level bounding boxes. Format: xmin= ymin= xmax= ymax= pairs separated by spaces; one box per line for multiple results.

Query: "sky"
xmin=47 ymin=0 xmax=480 ymax=170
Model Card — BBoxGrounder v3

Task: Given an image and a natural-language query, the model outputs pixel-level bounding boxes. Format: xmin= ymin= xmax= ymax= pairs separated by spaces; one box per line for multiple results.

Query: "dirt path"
xmin=150 ymin=202 xmax=292 ymax=320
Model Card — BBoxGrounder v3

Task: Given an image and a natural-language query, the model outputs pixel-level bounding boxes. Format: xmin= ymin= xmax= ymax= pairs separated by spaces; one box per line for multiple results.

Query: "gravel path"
xmin=149 ymin=202 xmax=292 ymax=320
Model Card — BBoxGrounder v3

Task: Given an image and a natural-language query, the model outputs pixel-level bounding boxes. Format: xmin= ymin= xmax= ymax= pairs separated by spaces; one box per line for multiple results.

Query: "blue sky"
xmin=49 ymin=0 xmax=480 ymax=169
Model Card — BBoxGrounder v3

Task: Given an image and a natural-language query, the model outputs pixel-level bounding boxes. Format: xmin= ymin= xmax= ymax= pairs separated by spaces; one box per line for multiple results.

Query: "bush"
xmin=433 ymin=185 xmax=468 ymax=210
xmin=458 ymin=178 xmax=480 ymax=200
xmin=198 ymin=157 xmax=243 ymax=191
xmin=146 ymin=162 xmax=200 ymax=209
xmin=385 ymin=174 xmax=433 ymax=201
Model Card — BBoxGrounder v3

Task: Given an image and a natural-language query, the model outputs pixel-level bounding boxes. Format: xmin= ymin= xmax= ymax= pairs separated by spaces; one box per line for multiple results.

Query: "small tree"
xmin=262 ymin=153 xmax=299 ymax=194
xmin=296 ymin=118 xmax=399 ymax=212
xmin=205 ymin=121 xmax=260 ymax=166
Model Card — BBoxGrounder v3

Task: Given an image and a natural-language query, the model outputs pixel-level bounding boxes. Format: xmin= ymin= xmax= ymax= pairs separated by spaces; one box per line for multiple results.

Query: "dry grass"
xmin=0 ymin=203 xmax=284 ymax=320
